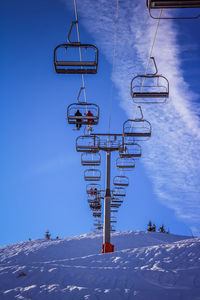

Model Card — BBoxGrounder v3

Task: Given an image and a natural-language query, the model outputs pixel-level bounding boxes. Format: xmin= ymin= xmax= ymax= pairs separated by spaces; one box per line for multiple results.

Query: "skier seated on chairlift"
xmin=74 ymin=109 xmax=82 ymax=130
xmin=90 ymin=188 xmax=94 ymax=196
xmin=86 ymin=110 xmax=94 ymax=131
xmin=94 ymin=188 xmax=98 ymax=199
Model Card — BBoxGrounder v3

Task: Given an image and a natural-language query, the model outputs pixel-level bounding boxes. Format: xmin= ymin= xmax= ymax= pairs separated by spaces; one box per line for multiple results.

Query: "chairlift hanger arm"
xmin=77 ymin=87 xmax=85 ymax=102
xmin=147 ymin=57 xmax=158 ymax=76
xmin=67 ymin=21 xmax=80 ymax=44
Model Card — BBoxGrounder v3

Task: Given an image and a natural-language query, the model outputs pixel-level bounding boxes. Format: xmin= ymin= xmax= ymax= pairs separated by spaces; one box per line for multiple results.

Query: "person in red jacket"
xmin=86 ymin=110 xmax=94 ymax=124
xmin=86 ymin=110 xmax=94 ymax=131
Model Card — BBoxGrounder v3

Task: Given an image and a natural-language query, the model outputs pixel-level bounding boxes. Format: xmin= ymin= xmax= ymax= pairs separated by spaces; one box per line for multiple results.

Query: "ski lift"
xmin=112 ymin=198 xmax=124 ymax=205
xmin=89 ymin=201 xmax=101 ymax=211
xmin=76 ymin=135 xmax=100 ymax=153
xmin=97 ymin=134 xmax=122 ymax=151
xmin=93 ymin=212 xmax=101 ymax=218
xmin=111 ymin=203 xmax=120 ymax=208
xmin=116 ymin=157 xmax=135 ymax=169
xmin=86 ymin=183 xmax=101 ymax=194
xmin=94 ymin=223 xmax=103 ymax=230
xmin=81 ymin=152 xmax=101 ymax=166
xmin=112 ymin=199 xmax=123 ymax=204
xmin=86 ymin=184 xmax=101 ymax=200
xmin=54 ymin=21 xmax=99 ymax=74
xmin=113 ymin=176 xmax=129 ymax=187
xmin=147 ymin=0 xmax=200 ymax=19
xmin=123 ymin=106 xmax=151 ymax=141
xmin=112 ymin=187 xmax=126 ymax=197
xmin=111 ymin=209 xmax=118 ymax=213
xmin=130 ymin=57 xmax=169 ymax=103
xmin=67 ymin=87 xmax=99 ymax=128
xmin=119 ymin=143 xmax=142 ymax=158
xmin=84 ymin=169 xmax=101 ymax=181
xmin=67 ymin=103 xmax=99 ymax=126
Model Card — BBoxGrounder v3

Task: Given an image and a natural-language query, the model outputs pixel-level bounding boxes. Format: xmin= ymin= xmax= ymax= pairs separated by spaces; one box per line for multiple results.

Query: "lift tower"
xmin=90 ymin=133 xmax=123 ymax=253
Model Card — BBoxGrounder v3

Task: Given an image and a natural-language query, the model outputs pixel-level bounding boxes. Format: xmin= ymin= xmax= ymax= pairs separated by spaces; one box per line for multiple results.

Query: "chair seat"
xmin=55 ymin=61 xmax=96 ymax=66
xmin=133 ymin=92 xmax=168 ymax=98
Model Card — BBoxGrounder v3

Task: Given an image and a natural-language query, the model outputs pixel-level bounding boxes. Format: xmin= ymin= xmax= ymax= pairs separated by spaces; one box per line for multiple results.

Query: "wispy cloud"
xmin=64 ymin=1 xmax=200 ymax=225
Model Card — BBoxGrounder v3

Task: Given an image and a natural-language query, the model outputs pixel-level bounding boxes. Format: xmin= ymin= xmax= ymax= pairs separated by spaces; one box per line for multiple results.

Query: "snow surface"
xmin=0 ymin=231 xmax=200 ymax=299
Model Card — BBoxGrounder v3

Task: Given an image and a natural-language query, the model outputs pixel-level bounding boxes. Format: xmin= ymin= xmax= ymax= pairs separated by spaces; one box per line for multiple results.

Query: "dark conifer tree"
xmin=147 ymin=220 xmax=152 ymax=232
xmin=45 ymin=230 xmax=51 ymax=240
xmin=152 ymin=224 xmax=156 ymax=232
xmin=159 ymin=224 xmax=165 ymax=233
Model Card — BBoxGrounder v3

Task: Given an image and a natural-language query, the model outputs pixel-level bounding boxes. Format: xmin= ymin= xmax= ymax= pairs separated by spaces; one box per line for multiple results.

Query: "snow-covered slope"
xmin=0 ymin=231 xmax=200 ymax=299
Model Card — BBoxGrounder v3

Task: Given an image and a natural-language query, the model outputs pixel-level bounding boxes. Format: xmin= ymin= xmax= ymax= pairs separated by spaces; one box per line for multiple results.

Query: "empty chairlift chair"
xmin=123 ymin=106 xmax=151 ymax=141
xmin=112 ymin=187 xmax=126 ymax=197
xmin=131 ymin=57 xmax=169 ymax=104
xmin=147 ymin=0 xmax=200 ymax=19
xmin=84 ymin=169 xmax=101 ymax=181
xmin=54 ymin=21 xmax=99 ymax=74
xmin=113 ymin=176 xmax=129 ymax=187
xmin=97 ymin=134 xmax=121 ymax=151
xmin=112 ymin=198 xmax=124 ymax=205
xmin=116 ymin=157 xmax=135 ymax=169
xmin=119 ymin=143 xmax=142 ymax=159
xmin=76 ymin=135 xmax=100 ymax=153
xmin=81 ymin=152 xmax=101 ymax=166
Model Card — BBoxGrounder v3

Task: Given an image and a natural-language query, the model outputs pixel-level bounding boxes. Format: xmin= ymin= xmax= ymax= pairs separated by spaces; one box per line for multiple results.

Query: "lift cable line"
xmin=133 ymin=8 xmax=162 ymax=118
xmin=108 ymin=0 xmax=119 ymax=134
xmin=120 ymin=10 xmax=162 ymax=179
xmin=73 ymin=0 xmax=87 ymax=103
xmin=123 ymin=9 xmax=163 ymax=151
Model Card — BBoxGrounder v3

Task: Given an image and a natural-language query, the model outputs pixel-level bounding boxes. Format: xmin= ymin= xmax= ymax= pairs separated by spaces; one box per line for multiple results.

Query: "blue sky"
xmin=1 ymin=0 xmax=200 ymax=246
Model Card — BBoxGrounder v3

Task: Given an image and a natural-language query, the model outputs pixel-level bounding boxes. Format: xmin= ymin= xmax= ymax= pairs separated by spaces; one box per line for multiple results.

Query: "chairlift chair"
xmin=123 ymin=106 xmax=151 ymax=141
xmin=93 ymin=212 xmax=101 ymax=218
xmin=123 ymin=119 xmax=151 ymax=141
xmin=112 ymin=200 xmax=123 ymax=204
xmin=130 ymin=57 xmax=169 ymax=103
xmin=94 ymin=224 xmax=103 ymax=230
xmin=116 ymin=157 xmax=135 ymax=169
xmin=87 ymin=184 xmax=101 ymax=201
xmin=86 ymin=183 xmax=101 ymax=195
xmin=81 ymin=152 xmax=101 ymax=166
xmin=97 ymin=134 xmax=121 ymax=151
xmin=84 ymin=169 xmax=101 ymax=181
xmin=112 ymin=187 xmax=126 ymax=197
xmin=119 ymin=143 xmax=142 ymax=158
xmin=89 ymin=202 xmax=101 ymax=211
xmin=110 ymin=203 xmax=121 ymax=208
xmin=147 ymin=0 xmax=200 ymax=19
xmin=54 ymin=21 xmax=99 ymax=74
xmin=67 ymin=102 xmax=99 ymax=126
xmin=112 ymin=197 xmax=124 ymax=204
xmin=76 ymin=135 xmax=100 ymax=153
xmin=113 ymin=176 xmax=129 ymax=187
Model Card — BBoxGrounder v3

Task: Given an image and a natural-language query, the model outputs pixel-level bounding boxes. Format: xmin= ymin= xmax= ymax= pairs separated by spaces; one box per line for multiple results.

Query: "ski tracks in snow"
xmin=0 ymin=232 xmax=200 ymax=299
